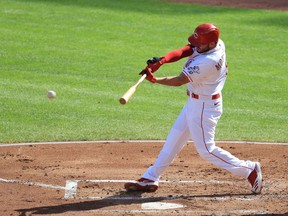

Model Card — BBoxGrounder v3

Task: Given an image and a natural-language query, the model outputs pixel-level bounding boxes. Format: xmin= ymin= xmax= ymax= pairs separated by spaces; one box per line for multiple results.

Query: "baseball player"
xmin=125 ymin=23 xmax=263 ymax=194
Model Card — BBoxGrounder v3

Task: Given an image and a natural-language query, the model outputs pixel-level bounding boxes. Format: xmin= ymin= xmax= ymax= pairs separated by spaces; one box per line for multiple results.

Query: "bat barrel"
xmin=119 ymin=74 xmax=146 ymax=105
xmin=119 ymin=97 xmax=127 ymax=104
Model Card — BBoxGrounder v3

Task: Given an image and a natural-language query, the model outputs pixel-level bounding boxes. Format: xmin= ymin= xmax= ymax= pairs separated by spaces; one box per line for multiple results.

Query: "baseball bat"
xmin=119 ymin=74 xmax=147 ymax=105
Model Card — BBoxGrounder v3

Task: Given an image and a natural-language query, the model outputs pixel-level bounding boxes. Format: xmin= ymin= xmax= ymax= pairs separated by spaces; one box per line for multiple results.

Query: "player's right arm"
xmin=155 ymin=72 xmax=190 ymax=86
xmin=145 ymin=70 xmax=190 ymax=86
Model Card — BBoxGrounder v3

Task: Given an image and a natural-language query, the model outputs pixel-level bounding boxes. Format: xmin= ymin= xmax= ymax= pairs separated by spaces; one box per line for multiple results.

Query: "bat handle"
xmin=136 ymin=73 xmax=147 ymax=85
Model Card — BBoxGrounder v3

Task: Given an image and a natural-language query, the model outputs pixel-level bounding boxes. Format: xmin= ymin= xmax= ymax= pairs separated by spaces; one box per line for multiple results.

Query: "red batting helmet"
xmin=188 ymin=23 xmax=220 ymax=46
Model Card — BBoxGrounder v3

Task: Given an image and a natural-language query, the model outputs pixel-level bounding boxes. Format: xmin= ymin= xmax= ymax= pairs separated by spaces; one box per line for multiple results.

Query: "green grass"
xmin=0 ymin=0 xmax=287 ymax=143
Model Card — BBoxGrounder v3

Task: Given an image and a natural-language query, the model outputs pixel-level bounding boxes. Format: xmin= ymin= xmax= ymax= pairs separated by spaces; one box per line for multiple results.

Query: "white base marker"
xmin=64 ymin=180 xmax=78 ymax=199
xmin=142 ymin=202 xmax=185 ymax=210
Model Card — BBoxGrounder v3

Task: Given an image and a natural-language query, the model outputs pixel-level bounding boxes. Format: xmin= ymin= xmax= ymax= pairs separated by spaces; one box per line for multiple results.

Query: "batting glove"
xmin=139 ymin=57 xmax=165 ymax=75
xmin=144 ymin=69 xmax=156 ymax=83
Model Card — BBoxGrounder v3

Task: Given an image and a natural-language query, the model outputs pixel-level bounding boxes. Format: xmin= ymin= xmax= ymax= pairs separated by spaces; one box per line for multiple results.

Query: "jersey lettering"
xmin=215 ymin=54 xmax=224 ymax=71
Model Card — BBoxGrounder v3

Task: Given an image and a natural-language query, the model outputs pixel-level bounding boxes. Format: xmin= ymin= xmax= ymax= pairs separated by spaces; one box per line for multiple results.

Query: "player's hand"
xmin=146 ymin=57 xmax=162 ymax=65
xmin=139 ymin=57 xmax=164 ymax=75
xmin=143 ymin=69 xmax=156 ymax=83
xmin=146 ymin=56 xmax=164 ymax=73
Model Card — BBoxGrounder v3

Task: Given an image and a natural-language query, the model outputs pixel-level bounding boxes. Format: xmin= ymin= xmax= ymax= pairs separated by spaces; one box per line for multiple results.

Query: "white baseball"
xmin=47 ymin=90 xmax=56 ymax=99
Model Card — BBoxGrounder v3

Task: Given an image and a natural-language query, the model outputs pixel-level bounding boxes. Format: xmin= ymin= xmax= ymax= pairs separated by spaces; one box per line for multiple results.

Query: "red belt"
xmin=187 ymin=91 xmax=221 ymax=100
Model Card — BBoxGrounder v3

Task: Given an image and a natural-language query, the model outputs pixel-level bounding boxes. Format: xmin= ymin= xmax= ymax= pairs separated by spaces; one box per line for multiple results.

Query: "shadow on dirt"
xmin=16 ymin=191 xmax=261 ymax=215
xmin=242 ymin=214 xmax=288 ymax=216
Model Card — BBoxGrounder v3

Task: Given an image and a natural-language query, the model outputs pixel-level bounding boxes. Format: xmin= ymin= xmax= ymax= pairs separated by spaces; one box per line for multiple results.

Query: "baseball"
xmin=47 ymin=90 xmax=56 ymax=99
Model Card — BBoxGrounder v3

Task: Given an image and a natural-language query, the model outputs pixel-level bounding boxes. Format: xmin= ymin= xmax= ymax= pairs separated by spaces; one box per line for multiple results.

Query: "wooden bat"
xmin=119 ymin=74 xmax=147 ymax=105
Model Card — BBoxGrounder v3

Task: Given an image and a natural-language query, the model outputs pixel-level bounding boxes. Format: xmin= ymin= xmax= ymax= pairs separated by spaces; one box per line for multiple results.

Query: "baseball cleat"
xmin=248 ymin=162 xmax=263 ymax=194
xmin=124 ymin=178 xmax=159 ymax=192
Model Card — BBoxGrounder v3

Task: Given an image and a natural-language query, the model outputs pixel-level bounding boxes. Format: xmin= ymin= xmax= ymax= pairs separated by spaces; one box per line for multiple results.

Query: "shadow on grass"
xmin=13 ymin=0 xmax=288 ymax=27
xmin=12 ymin=0 xmax=251 ymax=15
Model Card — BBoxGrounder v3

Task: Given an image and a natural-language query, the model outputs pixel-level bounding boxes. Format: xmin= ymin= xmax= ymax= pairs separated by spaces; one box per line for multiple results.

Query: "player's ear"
xmin=209 ymin=41 xmax=216 ymax=48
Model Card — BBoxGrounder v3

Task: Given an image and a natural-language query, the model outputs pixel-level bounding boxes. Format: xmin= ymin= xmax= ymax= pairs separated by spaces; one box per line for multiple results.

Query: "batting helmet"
xmin=188 ymin=23 xmax=220 ymax=47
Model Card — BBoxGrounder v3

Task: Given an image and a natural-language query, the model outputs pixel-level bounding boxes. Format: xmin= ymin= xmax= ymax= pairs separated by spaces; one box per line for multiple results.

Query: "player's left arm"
xmin=161 ymin=44 xmax=194 ymax=63
xmin=140 ymin=44 xmax=194 ymax=75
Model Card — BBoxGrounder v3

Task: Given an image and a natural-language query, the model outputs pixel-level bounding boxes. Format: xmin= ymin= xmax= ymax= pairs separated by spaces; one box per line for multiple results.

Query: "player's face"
xmin=196 ymin=44 xmax=210 ymax=53
xmin=196 ymin=42 xmax=216 ymax=53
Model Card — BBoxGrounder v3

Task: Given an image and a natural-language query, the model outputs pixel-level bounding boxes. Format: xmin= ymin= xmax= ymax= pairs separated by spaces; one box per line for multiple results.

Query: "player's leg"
xmin=187 ymin=98 xmax=262 ymax=193
xmin=125 ymin=103 xmax=191 ymax=192
xmin=142 ymin=115 xmax=190 ymax=181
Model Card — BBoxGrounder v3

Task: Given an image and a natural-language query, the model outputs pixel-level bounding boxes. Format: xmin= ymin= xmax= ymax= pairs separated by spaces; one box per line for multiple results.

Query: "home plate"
xmin=142 ymin=202 xmax=185 ymax=210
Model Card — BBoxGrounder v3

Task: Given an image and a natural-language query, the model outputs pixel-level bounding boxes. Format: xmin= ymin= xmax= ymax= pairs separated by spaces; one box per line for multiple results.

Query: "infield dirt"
xmin=0 ymin=141 xmax=287 ymax=215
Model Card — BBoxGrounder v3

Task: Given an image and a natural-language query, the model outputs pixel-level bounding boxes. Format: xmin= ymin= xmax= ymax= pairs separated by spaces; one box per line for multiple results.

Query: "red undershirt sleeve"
xmin=162 ymin=44 xmax=193 ymax=63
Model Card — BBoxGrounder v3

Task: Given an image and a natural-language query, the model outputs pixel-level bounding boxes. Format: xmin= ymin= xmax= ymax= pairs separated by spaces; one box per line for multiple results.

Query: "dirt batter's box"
xmin=65 ymin=179 xmax=237 ymax=199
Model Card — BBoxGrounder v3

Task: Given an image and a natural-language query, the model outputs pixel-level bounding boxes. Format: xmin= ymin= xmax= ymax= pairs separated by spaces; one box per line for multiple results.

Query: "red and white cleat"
xmin=248 ymin=162 xmax=263 ymax=194
xmin=124 ymin=178 xmax=159 ymax=192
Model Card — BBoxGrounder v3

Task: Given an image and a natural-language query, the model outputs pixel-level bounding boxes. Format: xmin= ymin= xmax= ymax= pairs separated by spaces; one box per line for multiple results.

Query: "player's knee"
xmin=198 ymin=150 xmax=212 ymax=160
xmin=196 ymin=145 xmax=216 ymax=160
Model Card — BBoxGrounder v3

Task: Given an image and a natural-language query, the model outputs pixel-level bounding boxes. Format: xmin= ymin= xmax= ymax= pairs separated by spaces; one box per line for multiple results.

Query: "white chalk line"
xmin=0 ymin=140 xmax=287 ymax=147
xmin=0 ymin=178 xmax=232 ymax=200
xmin=68 ymin=195 xmax=259 ymax=201
xmin=0 ymin=177 xmax=244 ymax=203
xmin=0 ymin=141 xmax=285 ymax=215
xmin=64 ymin=179 xmax=288 ymax=200
xmin=0 ymin=177 xmax=281 ymax=215
xmin=74 ymin=179 xmax=232 ymax=183
xmin=64 ymin=179 xmax=267 ymax=214
xmin=67 ymin=209 xmax=270 ymax=215
xmin=0 ymin=178 xmax=66 ymax=190
xmin=63 ymin=179 xmax=232 ymax=199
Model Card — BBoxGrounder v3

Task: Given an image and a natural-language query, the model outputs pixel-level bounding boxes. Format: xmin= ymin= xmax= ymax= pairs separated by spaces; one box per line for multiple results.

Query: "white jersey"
xmin=182 ymin=39 xmax=228 ymax=96
xmin=141 ymin=38 xmax=257 ymax=190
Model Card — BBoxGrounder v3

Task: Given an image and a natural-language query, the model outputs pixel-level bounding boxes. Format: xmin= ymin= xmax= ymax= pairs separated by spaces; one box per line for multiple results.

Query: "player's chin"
xmin=197 ymin=45 xmax=210 ymax=53
xmin=197 ymin=47 xmax=206 ymax=53
xmin=197 ymin=47 xmax=204 ymax=53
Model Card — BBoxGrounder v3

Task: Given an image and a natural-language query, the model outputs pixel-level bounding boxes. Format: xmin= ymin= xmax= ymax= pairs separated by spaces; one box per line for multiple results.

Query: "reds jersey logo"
xmin=187 ymin=66 xmax=200 ymax=74
xmin=185 ymin=55 xmax=200 ymax=68
xmin=184 ymin=55 xmax=200 ymax=75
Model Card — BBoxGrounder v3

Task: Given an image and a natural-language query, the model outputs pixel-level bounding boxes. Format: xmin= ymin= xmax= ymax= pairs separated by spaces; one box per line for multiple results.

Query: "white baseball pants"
xmin=143 ymin=95 xmax=255 ymax=181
